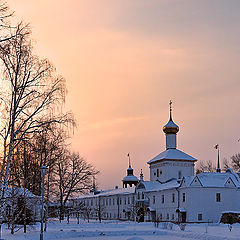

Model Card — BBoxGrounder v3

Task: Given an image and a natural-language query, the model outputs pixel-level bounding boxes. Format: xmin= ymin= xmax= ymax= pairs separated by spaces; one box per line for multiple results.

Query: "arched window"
xmin=138 ymin=192 xmax=140 ymax=199
xmin=142 ymin=192 xmax=144 ymax=199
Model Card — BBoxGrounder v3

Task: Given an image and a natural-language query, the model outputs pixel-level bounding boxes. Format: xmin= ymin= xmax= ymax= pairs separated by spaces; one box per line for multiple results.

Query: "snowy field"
xmin=2 ymin=219 xmax=240 ymax=240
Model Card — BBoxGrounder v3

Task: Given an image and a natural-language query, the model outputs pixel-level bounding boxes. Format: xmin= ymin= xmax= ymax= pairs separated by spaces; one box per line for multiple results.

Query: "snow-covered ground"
xmin=2 ymin=219 xmax=240 ymax=240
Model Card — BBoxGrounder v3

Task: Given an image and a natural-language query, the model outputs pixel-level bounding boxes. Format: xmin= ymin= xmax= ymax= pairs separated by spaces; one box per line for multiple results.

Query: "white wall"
xmin=179 ymin=187 xmax=240 ymax=222
xmin=150 ymin=161 xmax=194 ymax=182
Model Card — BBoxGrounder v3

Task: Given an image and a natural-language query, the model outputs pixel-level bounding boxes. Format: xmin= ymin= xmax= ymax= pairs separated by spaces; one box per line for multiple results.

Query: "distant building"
xmin=1 ymin=187 xmax=41 ymax=222
xmin=69 ymin=103 xmax=240 ymax=223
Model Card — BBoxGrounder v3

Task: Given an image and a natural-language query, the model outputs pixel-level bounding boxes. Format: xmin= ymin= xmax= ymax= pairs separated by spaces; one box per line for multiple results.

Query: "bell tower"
xmin=122 ymin=153 xmax=139 ymax=188
xmin=147 ymin=101 xmax=197 ymax=183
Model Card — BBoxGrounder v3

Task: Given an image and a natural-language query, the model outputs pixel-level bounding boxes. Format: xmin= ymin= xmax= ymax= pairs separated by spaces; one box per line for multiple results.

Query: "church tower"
xmin=122 ymin=154 xmax=139 ymax=188
xmin=147 ymin=101 xmax=197 ymax=183
xmin=163 ymin=100 xmax=179 ymax=149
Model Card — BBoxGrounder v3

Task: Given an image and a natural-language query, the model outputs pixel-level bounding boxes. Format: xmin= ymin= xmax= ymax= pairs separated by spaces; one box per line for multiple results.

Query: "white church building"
xmin=69 ymin=104 xmax=240 ymax=223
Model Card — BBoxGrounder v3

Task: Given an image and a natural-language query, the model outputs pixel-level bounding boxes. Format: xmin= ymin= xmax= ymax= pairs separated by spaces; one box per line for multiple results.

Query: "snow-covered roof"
xmin=137 ymin=179 xmax=180 ymax=192
xmin=221 ymin=211 xmax=240 ymax=214
xmin=72 ymin=187 xmax=136 ymax=200
xmin=182 ymin=172 xmax=240 ymax=188
xmin=3 ymin=187 xmax=39 ymax=198
xmin=122 ymin=175 xmax=138 ymax=182
xmin=147 ymin=207 xmax=156 ymax=212
xmin=176 ymin=208 xmax=186 ymax=212
xmin=147 ymin=148 xmax=197 ymax=164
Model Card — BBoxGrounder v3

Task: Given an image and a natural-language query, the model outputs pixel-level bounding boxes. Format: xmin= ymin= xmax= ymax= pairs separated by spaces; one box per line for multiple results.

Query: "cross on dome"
xmin=163 ymin=100 xmax=179 ymax=135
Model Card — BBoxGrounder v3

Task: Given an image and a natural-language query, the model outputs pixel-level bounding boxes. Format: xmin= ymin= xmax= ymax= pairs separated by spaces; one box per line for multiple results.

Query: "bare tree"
xmin=0 ymin=22 xmax=68 ymax=200
xmin=231 ymin=154 xmax=240 ymax=172
xmin=196 ymin=160 xmax=215 ymax=174
xmin=82 ymin=206 xmax=93 ymax=223
xmin=94 ymin=197 xmax=105 ymax=223
xmin=53 ymin=151 xmax=98 ymax=221
xmin=223 ymin=158 xmax=231 ymax=171
xmin=72 ymin=201 xmax=84 ymax=224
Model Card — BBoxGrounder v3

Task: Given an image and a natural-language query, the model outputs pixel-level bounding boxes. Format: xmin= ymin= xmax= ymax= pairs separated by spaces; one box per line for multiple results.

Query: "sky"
xmin=7 ymin=0 xmax=240 ymax=189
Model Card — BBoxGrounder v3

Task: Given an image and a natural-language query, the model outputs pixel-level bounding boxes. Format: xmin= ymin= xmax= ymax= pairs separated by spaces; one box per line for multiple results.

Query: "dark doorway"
xmin=181 ymin=212 xmax=186 ymax=223
xmin=151 ymin=211 xmax=156 ymax=222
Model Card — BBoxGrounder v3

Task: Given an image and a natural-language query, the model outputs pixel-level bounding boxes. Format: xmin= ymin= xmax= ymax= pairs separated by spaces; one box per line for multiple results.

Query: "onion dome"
xmin=163 ymin=100 xmax=179 ymax=134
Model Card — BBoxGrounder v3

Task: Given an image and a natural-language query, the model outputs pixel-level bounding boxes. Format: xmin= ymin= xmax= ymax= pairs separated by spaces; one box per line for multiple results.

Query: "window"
xmin=124 ymin=197 xmax=126 ymax=204
xmin=113 ymin=199 xmax=115 ymax=205
xmin=172 ymin=214 xmax=174 ymax=220
xmin=91 ymin=200 xmax=93 ymax=206
xmin=178 ymin=171 xmax=182 ymax=179
xmin=142 ymin=192 xmax=144 ymax=199
xmin=198 ymin=214 xmax=203 ymax=221
xmin=157 ymin=169 xmax=159 ymax=177
xmin=109 ymin=199 xmax=111 ymax=206
xmin=137 ymin=192 xmax=140 ymax=200
xmin=182 ymin=193 xmax=186 ymax=202
xmin=159 ymin=213 xmax=162 ymax=220
xmin=120 ymin=198 xmax=122 ymax=205
xmin=160 ymin=170 xmax=162 ymax=175
xmin=167 ymin=213 xmax=169 ymax=220
xmin=153 ymin=196 xmax=155 ymax=204
xmin=216 ymin=193 xmax=221 ymax=202
xmin=161 ymin=194 xmax=164 ymax=204
xmin=172 ymin=193 xmax=175 ymax=203
xmin=128 ymin=197 xmax=130 ymax=204
xmin=106 ymin=199 xmax=108 ymax=206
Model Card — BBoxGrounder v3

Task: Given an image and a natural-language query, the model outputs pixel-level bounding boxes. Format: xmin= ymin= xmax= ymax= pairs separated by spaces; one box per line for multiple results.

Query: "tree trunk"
xmin=11 ymin=186 xmax=15 ymax=234
xmin=44 ymin=168 xmax=51 ymax=231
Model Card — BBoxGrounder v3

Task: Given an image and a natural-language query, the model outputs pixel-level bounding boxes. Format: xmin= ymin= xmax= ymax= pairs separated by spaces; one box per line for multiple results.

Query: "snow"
xmin=183 ymin=172 xmax=240 ymax=188
xmin=3 ymin=219 xmax=240 ymax=240
xmin=122 ymin=175 xmax=139 ymax=182
xmin=139 ymin=179 xmax=179 ymax=192
xmin=70 ymin=187 xmax=135 ymax=200
xmin=3 ymin=187 xmax=40 ymax=198
xmin=148 ymin=148 xmax=197 ymax=164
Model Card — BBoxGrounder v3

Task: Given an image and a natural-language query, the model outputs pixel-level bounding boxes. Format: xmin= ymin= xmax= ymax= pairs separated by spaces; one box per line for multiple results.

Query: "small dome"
xmin=122 ymin=175 xmax=139 ymax=182
xmin=127 ymin=166 xmax=133 ymax=171
xmin=163 ymin=120 xmax=179 ymax=134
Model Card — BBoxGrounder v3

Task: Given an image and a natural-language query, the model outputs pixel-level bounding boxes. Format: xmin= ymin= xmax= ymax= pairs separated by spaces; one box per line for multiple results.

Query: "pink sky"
xmin=8 ymin=0 xmax=240 ymax=189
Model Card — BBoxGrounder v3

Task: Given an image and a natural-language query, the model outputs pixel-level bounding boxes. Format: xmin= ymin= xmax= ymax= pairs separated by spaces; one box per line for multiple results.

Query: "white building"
xmin=69 ymin=104 xmax=240 ymax=223
xmin=1 ymin=187 xmax=41 ymax=222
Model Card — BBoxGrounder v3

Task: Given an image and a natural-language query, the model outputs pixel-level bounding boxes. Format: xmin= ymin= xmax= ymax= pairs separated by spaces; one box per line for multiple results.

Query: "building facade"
xmin=69 ymin=104 xmax=240 ymax=223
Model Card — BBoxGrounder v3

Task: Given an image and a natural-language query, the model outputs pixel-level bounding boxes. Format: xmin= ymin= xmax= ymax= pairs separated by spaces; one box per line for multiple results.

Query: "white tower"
xmin=163 ymin=100 xmax=179 ymax=149
xmin=147 ymin=101 xmax=197 ymax=183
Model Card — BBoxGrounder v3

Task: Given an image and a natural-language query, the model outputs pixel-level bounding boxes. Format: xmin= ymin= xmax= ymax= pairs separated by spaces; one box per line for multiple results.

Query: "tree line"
xmin=0 ymin=1 xmax=98 ymax=233
xmin=196 ymin=154 xmax=240 ymax=174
